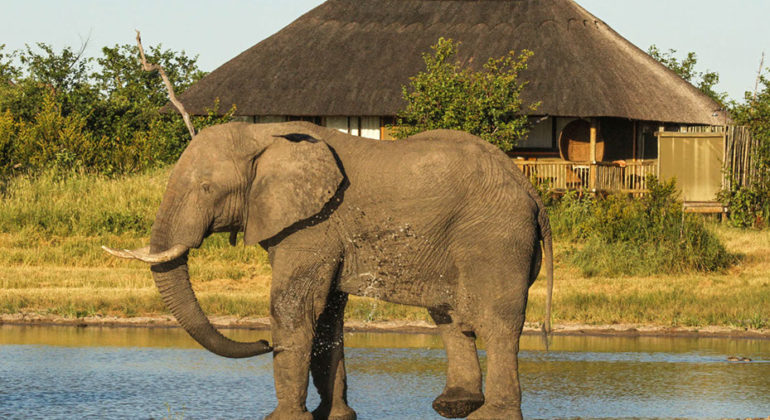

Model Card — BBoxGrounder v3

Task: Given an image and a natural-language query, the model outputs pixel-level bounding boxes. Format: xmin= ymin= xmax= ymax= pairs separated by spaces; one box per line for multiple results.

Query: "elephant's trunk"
xmin=149 ymin=225 xmax=272 ymax=358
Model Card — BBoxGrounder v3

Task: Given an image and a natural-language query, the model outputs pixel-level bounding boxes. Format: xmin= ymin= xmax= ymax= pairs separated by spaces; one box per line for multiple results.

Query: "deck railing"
xmin=514 ymin=160 xmax=658 ymax=194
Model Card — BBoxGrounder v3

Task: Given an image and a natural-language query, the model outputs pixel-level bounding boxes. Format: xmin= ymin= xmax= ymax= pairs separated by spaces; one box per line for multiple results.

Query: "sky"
xmin=3 ymin=0 xmax=769 ymax=102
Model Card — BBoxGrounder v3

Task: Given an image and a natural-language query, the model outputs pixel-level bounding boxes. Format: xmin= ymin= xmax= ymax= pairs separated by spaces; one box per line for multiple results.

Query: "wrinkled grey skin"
xmin=109 ymin=121 xmax=553 ymax=420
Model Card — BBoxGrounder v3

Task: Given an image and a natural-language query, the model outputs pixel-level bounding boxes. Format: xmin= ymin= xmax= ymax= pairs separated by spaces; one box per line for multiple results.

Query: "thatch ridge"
xmin=179 ymin=0 xmax=724 ymax=125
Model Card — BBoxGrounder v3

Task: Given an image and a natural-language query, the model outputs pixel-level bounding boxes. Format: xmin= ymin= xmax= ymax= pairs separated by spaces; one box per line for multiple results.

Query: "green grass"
xmin=1 ymin=169 xmax=768 ymax=329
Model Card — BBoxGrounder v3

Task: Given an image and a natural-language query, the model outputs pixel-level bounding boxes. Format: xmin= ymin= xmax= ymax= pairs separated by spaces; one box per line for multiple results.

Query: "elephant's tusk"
xmin=102 ymin=245 xmax=140 ymax=260
xmin=102 ymin=244 xmax=188 ymax=264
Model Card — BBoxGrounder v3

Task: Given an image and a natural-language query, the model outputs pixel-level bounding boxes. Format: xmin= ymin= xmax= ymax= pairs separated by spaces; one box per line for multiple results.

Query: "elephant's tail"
xmin=506 ymin=155 xmax=553 ymax=346
xmin=527 ymin=188 xmax=554 ymax=351
xmin=538 ymin=202 xmax=554 ymax=340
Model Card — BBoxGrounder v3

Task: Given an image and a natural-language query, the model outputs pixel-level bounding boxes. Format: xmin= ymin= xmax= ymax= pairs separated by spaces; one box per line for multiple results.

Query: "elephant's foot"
xmin=312 ymin=403 xmax=357 ymax=420
xmin=465 ymin=403 xmax=522 ymax=420
xmin=432 ymin=387 xmax=485 ymax=418
xmin=265 ymin=407 xmax=313 ymax=420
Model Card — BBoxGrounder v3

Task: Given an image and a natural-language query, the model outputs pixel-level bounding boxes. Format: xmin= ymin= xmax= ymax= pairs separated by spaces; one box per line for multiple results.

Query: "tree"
xmin=89 ymin=43 xmax=210 ymax=159
xmin=394 ymin=38 xmax=539 ymax=152
xmin=20 ymin=43 xmax=92 ymax=96
xmin=0 ymin=45 xmax=20 ymax=82
xmin=647 ymin=44 xmax=728 ymax=107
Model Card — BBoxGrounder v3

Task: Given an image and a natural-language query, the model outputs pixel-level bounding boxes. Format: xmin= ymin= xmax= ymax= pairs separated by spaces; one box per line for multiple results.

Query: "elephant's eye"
xmin=201 ymin=182 xmax=213 ymax=194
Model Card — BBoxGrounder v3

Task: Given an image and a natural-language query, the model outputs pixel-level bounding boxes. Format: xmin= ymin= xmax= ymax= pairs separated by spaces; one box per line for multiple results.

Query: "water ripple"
xmin=1 ymin=327 xmax=768 ymax=419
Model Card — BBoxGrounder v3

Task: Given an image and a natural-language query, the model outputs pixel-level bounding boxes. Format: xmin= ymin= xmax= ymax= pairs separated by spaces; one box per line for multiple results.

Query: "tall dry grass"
xmin=0 ymin=168 xmax=428 ymax=322
xmin=526 ymin=226 xmax=769 ymax=329
xmin=1 ymin=170 xmax=767 ymax=329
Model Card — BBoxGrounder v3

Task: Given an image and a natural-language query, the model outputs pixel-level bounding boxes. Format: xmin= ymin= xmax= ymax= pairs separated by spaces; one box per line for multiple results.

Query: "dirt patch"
xmin=2 ymin=313 xmax=769 ymax=339
xmin=538 ymin=322 xmax=770 ymax=340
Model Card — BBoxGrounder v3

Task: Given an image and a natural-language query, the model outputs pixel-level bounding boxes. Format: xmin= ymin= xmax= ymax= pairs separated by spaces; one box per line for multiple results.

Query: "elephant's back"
xmin=339 ymin=135 xmax=527 ymax=212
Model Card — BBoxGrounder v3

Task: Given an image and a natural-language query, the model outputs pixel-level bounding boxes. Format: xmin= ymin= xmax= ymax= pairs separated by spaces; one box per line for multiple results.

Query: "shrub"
xmin=0 ymin=42 xmax=232 ymax=179
xmin=10 ymin=89 xmax=98 ymax=172
xmin=550 ymin=176 xmax=735 ymax=277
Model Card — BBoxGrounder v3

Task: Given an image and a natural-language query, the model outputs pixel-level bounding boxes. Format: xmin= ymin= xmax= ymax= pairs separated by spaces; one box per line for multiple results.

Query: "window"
xmin=323 ymin=117 xmax=382 ymax=140
xmin=518 ymin=117 xmax=554 ymax=148
xmin=325 ymin=116 xmax=349 ymax=134
xmin=360 ymin=117 xmax=380 ymax=139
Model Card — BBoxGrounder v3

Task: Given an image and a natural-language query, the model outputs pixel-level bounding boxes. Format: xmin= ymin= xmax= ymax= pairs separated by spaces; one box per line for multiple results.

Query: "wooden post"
xmin=658 ymin=125 xmax=664 ymax=163
xmin=632 ymin=121 xmax=638 ymax=161
xmin=589 ymin=118 xmax=598 ymax=192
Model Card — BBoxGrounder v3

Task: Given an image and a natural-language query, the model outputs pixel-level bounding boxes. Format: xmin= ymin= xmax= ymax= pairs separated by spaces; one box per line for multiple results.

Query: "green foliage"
xmin=550 ymin=176 xmax=735 ymax=277
xmin=0 ymin=43 xmax=97 ymax=124
xmin=720 ymin=187 xmax=769 ymax=228
xmin=0 ymin=42 xmax=229 ymax=178
xmin=647 ymin=44 xmax=728 ymax=107
xmin=720 ymin=72 xmax=770 ymax=228
xmin=0 ymin=45 xmax=20 ymax=82
xmin=2 ymin=90 xmax=98 ymax=173
xmin=0 ymin=167 xmax=168 ymax=236
xmin=394 ymin=38 xmax=539 ymax=151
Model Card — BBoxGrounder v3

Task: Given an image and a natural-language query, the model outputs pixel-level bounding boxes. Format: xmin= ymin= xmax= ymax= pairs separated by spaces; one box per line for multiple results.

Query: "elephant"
xmin=104 ymin=121 xmax=553 ymax=420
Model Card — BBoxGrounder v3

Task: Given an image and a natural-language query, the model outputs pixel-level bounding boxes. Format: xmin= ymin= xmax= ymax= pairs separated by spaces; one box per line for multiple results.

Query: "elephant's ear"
xmin=243 ymin=134 xmax=343 ymax=245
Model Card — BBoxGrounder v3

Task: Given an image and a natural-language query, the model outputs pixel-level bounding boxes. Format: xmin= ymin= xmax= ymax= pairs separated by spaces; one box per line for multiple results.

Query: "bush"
xmin=550 ymin=177 xmax=735 ymax=277
xmin=720 ymin=187 xmax=769 ymax=228
xmin=0 ymin=43 xmax=232 ymax=179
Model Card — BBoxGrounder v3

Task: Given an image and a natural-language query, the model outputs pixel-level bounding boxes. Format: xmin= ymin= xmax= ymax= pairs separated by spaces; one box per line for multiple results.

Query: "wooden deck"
xmin=514 ymin=159 xmax=658 ymax=194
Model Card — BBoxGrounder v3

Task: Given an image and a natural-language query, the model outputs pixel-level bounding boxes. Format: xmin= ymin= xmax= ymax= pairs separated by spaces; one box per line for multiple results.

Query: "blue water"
xmin=1 ymin=326 xmax=769 ymax=419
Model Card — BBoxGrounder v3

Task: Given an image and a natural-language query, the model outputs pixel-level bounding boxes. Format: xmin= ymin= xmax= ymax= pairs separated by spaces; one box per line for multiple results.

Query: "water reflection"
xmin=1 ymin=325 xmax=768 ymax=419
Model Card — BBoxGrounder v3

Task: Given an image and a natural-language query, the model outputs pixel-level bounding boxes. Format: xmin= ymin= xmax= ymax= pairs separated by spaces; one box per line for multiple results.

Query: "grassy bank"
xmin=1 ymin=170 xmax=768 ymax=329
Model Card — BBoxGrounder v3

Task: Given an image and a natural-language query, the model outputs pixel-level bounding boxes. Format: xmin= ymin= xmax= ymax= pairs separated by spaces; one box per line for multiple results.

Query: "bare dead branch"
xmin=135 ymin=30 xmax=196 ymax=138
xmin=68 ymin=31 xmax=91 ymax=75
xmin=754 ymin=52 xmax=765 ymax=103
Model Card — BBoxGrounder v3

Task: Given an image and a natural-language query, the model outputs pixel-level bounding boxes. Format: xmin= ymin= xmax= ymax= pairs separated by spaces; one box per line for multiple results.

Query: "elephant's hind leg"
xmin=311 ymin=290 xmax=356 ymax=420
xmin=465 ymin=266 xmax=531 ymax=420
xmin=453 ymin=228 xmax=536 ymax=420
xmin=429 ymin=308 xmax=484 ymax=418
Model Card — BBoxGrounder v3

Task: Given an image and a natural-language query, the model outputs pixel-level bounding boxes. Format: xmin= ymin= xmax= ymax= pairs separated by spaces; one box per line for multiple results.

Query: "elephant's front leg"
xmin=311 ymin=289 xmax=356 ymax=420
xmin=266 ymin=250 xmax=340 ymax=420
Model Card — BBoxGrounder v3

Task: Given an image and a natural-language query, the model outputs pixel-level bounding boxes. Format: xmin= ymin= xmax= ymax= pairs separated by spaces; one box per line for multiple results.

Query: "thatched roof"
xmin=180 ymin=0 xmax=725 ymax=125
